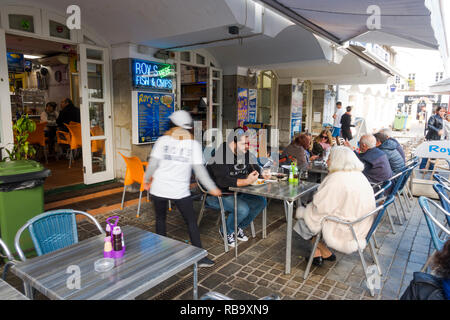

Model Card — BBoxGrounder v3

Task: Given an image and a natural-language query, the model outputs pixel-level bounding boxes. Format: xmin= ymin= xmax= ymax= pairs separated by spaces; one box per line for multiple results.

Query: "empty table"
xmin=12 ymin=225 xmax=207 ymax=300
xmin=229 ymin=181 xmax=319 ymax=274
xmin=0 ymin=278 xmax=29 ymax=300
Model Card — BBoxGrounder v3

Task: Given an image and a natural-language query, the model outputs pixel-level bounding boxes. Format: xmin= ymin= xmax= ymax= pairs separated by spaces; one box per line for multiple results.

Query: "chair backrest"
xmin=432 ymin=183 xmax=450 ymax=226
xmin=366 ymin=196 xmax=395 ymax=242
xmin=0 ymin=238 xmax=13 ymax=261
xmin=65 ymin=123 xmax=82 ymax=149
xmin=433 ymin=174 xmax=450 ymax=188
xmin=119 ymin=152 xmax=145 ymax=188
xmin=56 ymin=130 xmax=70 ymax=145
xmin=418 ymin=196 xmax=450 ymax=252
xmin=14 ymin=209 xmax=104 ymax=261
xmin=27 ymin=122 xmax=47 ymax=146
xmin=374 ymin=180 xmax=392 ymax=198
xmin=397 ymin=160 xmax=419 ymax=192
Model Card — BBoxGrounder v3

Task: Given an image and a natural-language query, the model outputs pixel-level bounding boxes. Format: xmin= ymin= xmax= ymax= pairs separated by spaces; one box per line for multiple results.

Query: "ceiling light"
xmin=24 ymin=54 xmax=43 ymax=59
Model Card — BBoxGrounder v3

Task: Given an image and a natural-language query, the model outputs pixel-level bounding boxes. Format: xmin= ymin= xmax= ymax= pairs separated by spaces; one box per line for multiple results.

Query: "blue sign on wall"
xmin=7 ymin=52 xmax=24 ymax=72
xmin=132 ymin=59 xmax=174 ymax=91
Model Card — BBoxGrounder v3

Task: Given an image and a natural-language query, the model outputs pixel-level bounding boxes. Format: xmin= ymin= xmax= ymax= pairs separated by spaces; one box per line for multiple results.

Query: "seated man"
xmin=374 ymin=131 xmax=405 ymax=173
xmin=346 ymin=134 xmax=392 ymax=184
xmin=379 ymin=128 xmax=405 ymax=161
xmin=206 ymin=128 xmax=270 ymax=247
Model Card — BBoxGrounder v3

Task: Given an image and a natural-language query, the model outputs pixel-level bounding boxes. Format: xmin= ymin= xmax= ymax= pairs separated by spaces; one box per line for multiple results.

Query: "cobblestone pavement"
xmin=1 ymin=194 xmax=436 ymax=300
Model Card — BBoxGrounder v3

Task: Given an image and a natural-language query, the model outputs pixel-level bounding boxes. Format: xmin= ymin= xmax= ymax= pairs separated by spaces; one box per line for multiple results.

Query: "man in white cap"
xmin=143 ymin=110 xmax=221 ymax=267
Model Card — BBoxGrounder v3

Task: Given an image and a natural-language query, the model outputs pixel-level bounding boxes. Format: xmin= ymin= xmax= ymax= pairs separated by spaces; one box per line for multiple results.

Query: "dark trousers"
xmin=152 ymin=195 xmax=202 ymax=249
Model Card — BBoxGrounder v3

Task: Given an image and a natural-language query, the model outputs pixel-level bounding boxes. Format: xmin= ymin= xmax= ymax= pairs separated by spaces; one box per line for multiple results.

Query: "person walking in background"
xmin=420 ymin=106 xmax=446 ymax=170
xmin=340 ymin=106 xmax=354 ymax=142
xmin=443 ymin=113 xmax=450 ymax=140
xmin=332 ymin=101 xmax=345 ymax=145
xmin=143 ymin=110 xmax=222 ymax=267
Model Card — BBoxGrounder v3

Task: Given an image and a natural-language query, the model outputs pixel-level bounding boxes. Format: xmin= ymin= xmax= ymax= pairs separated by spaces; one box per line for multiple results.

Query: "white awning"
xmin=429 ymin=78 xmax=450 ymax=94
xmin=260 ymin=0 xmax=439 ymax=49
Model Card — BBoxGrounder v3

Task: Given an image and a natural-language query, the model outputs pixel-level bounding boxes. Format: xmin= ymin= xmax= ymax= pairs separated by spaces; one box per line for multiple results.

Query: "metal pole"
xmin=285 ymin=201 xmax=294 ymax=274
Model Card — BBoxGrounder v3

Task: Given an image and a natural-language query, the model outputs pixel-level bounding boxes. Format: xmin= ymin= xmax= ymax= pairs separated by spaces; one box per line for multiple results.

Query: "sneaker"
xmin=236 ymin=228 xmax=248 ymax=241
xmin=219 ymin=227 xmax=235 ymax=247
xmin=198 ymin=257 xmax=215 ymax=268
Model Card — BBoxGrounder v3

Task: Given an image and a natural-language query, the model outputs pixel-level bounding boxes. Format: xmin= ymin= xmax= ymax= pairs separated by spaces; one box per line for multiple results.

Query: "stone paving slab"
xmin=0 ymin=193 xmax=440 ymax=300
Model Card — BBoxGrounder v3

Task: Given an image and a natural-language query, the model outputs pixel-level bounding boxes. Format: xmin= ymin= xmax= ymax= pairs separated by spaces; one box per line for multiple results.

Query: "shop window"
xmin=180 ymin=52 xmax=190 ymax=62
xmin=86 ymin=48 xmax=103 ymax=61
xmin=49 ymin=20 xmax=70 ymax=40
xmin=9 ymin=14 xmax=35 ymax=33
xmin=196 ymin=54 xmax=205 ymax=65
xmin=257 ymin=71 xmax=276 ymax=125
xmin=212 ymin=70 xmax=220 ymax=78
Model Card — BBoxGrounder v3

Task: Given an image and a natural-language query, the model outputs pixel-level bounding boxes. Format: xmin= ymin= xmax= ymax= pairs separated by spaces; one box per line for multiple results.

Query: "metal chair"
xmin=386 ymin=165 xmax=414 ymax=226
xmin=303 ymin=196 xmax=395 ymax=296
xmin=200 ymin=291 xmax=280 ymax=300
xmin=417 ymin=197 xmax=450 ymax=272
xmin=432 ymin=183 xmax=450 ymax=227
xmin=196 ymin=178 xmax=257 ymax=252
xmin=0 ymin=238 xmax=15 ymax=280
xmin=433 ymin=173 xmax=450 ymax=188
xmin=14 ymin=209 xmax=104 ymax=262
xmin=396 ymin=159 xmax=420 ymax=216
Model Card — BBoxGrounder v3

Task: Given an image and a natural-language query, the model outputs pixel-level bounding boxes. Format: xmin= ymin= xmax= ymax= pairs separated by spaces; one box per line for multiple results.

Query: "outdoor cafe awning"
xmin=429 ymin=77 xmax=450 ymax=94
xmin=260 ymin=0 xmax=439 ymax=50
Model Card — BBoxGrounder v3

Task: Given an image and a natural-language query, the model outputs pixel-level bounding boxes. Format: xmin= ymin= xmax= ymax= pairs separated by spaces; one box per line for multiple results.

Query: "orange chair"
xmin=65 ymin=123 xmax=82 ymax=168
xmin=119 ymin=152 xmax=149 ymax=217
xmin=27 ymin=122 xmax=48 ymax=163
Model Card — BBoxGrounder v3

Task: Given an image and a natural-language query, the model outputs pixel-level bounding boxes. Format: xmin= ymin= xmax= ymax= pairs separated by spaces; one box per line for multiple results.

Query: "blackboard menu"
xmin=134 ymin=91 xmax=174 ymax=144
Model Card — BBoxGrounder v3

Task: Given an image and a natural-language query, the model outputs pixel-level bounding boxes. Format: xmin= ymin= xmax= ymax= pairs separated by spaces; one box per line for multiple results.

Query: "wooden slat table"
xmin=12 ymin=225 xmax=206 ymax=300
xmin=0 ymin=278 xmax=29 ymax=300
xmin=229 ymin=181 xmax=319 ymax=274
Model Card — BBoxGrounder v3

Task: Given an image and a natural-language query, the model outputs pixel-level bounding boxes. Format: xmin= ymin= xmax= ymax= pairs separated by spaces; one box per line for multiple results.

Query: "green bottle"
xmin=289 ymin=163 xmax=294 ymax=184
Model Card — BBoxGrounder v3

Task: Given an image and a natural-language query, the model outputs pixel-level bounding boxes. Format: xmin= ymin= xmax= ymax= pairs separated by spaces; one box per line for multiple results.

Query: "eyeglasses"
xmin=321 ymin=136 xmax=327 ymax=138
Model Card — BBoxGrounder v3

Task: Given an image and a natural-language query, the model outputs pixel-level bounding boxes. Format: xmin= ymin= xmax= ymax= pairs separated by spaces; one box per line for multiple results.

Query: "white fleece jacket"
xmin=295 ymin=170 xmax=376 ymax=254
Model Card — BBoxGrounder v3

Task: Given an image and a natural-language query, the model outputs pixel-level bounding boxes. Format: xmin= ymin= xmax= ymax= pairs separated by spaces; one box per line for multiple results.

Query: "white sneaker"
xmin=227 ymin=232 xmax=236 ymax=247
xmin=236 ymin=228 xmax=248 ymax=241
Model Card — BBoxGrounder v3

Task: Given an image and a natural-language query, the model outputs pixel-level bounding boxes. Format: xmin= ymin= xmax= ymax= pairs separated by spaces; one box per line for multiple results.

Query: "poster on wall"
xmin=132 ymin=91 xmax=175 ymax=144
xmin=237 ymin=88 xmax=249 ymax=127
xmin=290 ymin=84 xmax=303 ymax=139
xmin=323 ymin=90 xmax=335 ymax=126
xmin=248 ymin=89 xmax=257 ymax=123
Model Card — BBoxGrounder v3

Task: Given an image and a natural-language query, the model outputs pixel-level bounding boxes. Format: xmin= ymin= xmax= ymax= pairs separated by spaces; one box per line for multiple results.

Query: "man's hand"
xmin=209 ymin=188 xmax=222 ymax=197
xmin=143 ymin=174 xmax=152 ymax=191
xmin=332 ymin=113 xmax=337 ymax=119
xmin=246 ymin=171 xmax=259 ymax=185
xmin=438 ymin=129 xmax=444 ymax=136
xmin=310 ymin=155 xmax=319 ymax=161
xmin=262 ymin=169 xmax=271 ymax=180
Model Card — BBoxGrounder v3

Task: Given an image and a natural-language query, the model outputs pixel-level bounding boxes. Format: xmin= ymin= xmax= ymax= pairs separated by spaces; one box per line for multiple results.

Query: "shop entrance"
xmin=1 ymin=33 xmax=113 ymax=190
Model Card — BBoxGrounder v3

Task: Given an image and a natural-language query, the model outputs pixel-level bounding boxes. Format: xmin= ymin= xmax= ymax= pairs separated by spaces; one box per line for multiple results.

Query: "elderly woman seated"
xmin=294 ymin=146 xmax=376 ymax=266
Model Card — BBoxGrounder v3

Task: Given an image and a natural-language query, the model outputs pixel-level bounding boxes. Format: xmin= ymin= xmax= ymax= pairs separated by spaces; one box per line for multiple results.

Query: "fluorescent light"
xmin=24 ymin=54 xmax=42 ymax=59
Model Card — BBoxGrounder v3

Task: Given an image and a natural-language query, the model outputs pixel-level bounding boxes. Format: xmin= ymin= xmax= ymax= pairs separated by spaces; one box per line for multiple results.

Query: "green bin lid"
xmin=0 ymin=160 xmax=44 ymax=177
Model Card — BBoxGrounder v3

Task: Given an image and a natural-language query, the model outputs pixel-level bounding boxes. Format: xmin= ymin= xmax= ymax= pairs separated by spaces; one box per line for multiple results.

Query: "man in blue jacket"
xmin=379 ymin=128 xmax=405 ymax=161
xmin=347 ymin=134 xmax=392 ymax=184
xmin=374 ymin=131 xmax=405 ymax=174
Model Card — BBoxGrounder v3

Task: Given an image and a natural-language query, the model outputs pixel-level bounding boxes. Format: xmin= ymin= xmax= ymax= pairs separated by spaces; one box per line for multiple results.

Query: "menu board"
xmin=248 ymin=89 xmax=257 ymax=123
xmin=132 ymin=91 xmax=174 ymax=144
xmin=291 ymin=84 xmax=303 ymax=139
xmin=237 ymin=88 xmax=249 ymax=127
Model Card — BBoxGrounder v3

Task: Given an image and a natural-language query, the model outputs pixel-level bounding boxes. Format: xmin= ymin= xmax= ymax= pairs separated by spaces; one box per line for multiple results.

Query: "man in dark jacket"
xmin=340 ymin=106 xmax=354 ymax=141
xmin=351 ymin=134 xmax=392 ymax=184
xmin=56 ymin=98 xmax=81 ymax=132
xmin=379 ymin=128 xmax=405 ymax=161
xmin=374 ymin=132 xmax=405 ymax=173
xmin=206 ymin=128 xmax=270 ymax=247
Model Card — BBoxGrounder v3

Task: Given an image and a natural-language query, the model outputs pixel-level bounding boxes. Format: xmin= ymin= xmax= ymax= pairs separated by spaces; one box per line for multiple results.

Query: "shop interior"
xmin=6 ymin=34 xmax=83 ymax=190
xmin=180 ymin=64 xmax=208 ymax=130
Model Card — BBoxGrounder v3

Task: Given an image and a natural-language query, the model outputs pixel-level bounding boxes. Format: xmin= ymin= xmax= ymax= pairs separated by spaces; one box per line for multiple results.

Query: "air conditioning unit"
xmin=38 ymin=54 xmax=69 ymax=66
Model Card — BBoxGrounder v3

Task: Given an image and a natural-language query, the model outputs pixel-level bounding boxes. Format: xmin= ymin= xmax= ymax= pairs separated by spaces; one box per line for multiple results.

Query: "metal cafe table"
xmin=11 ymin=225 xmax=206 ymax=300
xmin=229 ymin=181 xmax=319 ymax=274
xmin=0 ymin=278 xmax=29 ymax=300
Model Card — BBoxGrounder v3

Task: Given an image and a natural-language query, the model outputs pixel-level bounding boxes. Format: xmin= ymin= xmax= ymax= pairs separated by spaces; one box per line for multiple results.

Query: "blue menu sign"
xmin=136 ymin=92 xmax=174 ymax=143
xmin=132 ymin=59 xmax=174 ymax=91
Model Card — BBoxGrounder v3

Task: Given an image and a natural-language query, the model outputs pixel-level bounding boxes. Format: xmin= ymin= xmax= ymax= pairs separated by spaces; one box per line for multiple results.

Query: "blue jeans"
xmin=205 ymin=194 xmax=267 ymax=235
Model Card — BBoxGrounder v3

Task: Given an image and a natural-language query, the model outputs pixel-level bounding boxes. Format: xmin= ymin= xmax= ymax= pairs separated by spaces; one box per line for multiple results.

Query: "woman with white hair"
xmin=294 ymin=146 xmax=376 ymax=266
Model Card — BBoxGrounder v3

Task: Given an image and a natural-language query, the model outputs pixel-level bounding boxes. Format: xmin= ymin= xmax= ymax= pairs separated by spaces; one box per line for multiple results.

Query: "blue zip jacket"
xmin=443 ymin=278 xmax=450 ymax=300
xmin=388 ymin=138 xmax=405 ymax=161
xmin=378 ymin=139 xmax=405 ymax=173
xmin=356 ymin=148 xmax=393 ymax=184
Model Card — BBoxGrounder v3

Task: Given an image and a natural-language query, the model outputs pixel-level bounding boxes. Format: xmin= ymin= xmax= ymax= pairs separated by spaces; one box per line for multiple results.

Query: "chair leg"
xmin=368 ymin=238 xmax=383 ymax=277
xmin=218 ymin=197 xmax=229 ymax=253
xmin=197 ymin=194 xmax=207 ymax=226
xmin=168 ymin=200 xmax=172 ymax=211
xmin=250 ymin=221 xmax=256 ymax=238
xmin=358 ymin=246 xmax=375 ymax=297
xmin=68 ymin=149 xmax=73 ymax=168
xmin=421 ymin=253 xmax=434 ymax=272
xmin=372 ymin=232 xmax=380 ymax=249
xmin=303 ymin=233 xmax=321 ymax=280
xmin=121 ymin=185 xmax=127 ymax=210
xmin=283 ymin=201 xmax=288 ymax=222
xmin=386 ymin=207 xmax=397 ymax=234
xmin=136 ymin=190 xmax=143 ymax=218
xmin=262 ymin=207 xmax=267 ymax=239
xmin=393 ymin=197 xmax=404 ymax=225
xmin=397 ymin=194 xmax=408 ymax=221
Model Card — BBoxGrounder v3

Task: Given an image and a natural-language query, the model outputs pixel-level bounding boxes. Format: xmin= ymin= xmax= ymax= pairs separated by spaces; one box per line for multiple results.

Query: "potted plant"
xmin=3 ymin=114 xmax=36 ymax=161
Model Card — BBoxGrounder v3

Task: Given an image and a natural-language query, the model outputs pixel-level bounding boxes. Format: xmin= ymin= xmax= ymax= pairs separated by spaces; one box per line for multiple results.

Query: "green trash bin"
xmin=393 ymin=115 xmax=406 ymax=130
xmin=0 ymin=160 xmax=50 ymax=257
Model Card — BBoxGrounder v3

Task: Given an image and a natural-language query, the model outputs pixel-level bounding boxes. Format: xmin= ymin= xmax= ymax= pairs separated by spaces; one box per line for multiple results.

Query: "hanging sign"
xmin=414 ymin=140 xmax=450 ymax=159
xmin=132 ymin=59 xmax=174 ymax=91
xmin=291 ymin=84 xmax=303 ymax=139
xmin=237 ymin=88 xmax=249 ymax=127
xmin=248 ymin=89 xmax=257 ymax=123
xmin=132 ymin=91 xmax=175 ymax=144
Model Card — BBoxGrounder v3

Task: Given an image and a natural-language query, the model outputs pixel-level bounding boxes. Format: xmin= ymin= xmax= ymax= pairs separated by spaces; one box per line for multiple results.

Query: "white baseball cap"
xmin=169 ymin=110 xmax=192 ymax=129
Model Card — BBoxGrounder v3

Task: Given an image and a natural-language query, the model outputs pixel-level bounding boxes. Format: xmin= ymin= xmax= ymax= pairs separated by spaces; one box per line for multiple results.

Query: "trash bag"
xmin=0 ymin=169 xmax=51 ymax=192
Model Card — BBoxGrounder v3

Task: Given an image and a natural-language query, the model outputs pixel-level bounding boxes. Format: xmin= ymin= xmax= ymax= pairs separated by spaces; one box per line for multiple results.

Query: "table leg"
xmin=285 ymin=200 xmax=294 ymax=274
xmin=234 ymin=191 xmax=238 ymax=259
xmin=24 ymin=281 xmax=34 ymax=299
xmin=263 ymin=206 xmax=267 ymax=239
xmin=193 ymin=262 xmax=198 ymax=300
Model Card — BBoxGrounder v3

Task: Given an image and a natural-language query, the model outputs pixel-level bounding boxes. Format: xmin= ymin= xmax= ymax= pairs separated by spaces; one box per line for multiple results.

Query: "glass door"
xmin=206 ymin=67 xmax=222 ymax=144
xmin=0 ymin=29 xmax=13 ymax=159
xmin=79 ymin=44 xmax=114 ymax=184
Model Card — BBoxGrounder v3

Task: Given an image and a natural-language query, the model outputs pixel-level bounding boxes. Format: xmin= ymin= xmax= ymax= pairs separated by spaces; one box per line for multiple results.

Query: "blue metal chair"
xmin=14 ymin=209 xmax=105 ymax=262
xmin=432 ymin=183 xmax=450 ymax=227
xmin=417 ymin=196 xmax=450 ymax=272
xmin=303 ymin=196 xmax=395 ymax=296
xmin=433 ymin=173 xmax=450 ymax=188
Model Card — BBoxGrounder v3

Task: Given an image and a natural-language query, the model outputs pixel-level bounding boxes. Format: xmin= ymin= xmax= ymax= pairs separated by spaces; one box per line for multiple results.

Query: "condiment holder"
xmin=104 ymin=215 xmax=126 ymax=259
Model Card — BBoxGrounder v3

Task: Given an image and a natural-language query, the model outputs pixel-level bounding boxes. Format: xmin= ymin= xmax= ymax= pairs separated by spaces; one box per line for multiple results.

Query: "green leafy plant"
xmin=4 ymin=115 xmax=37 ymax=161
